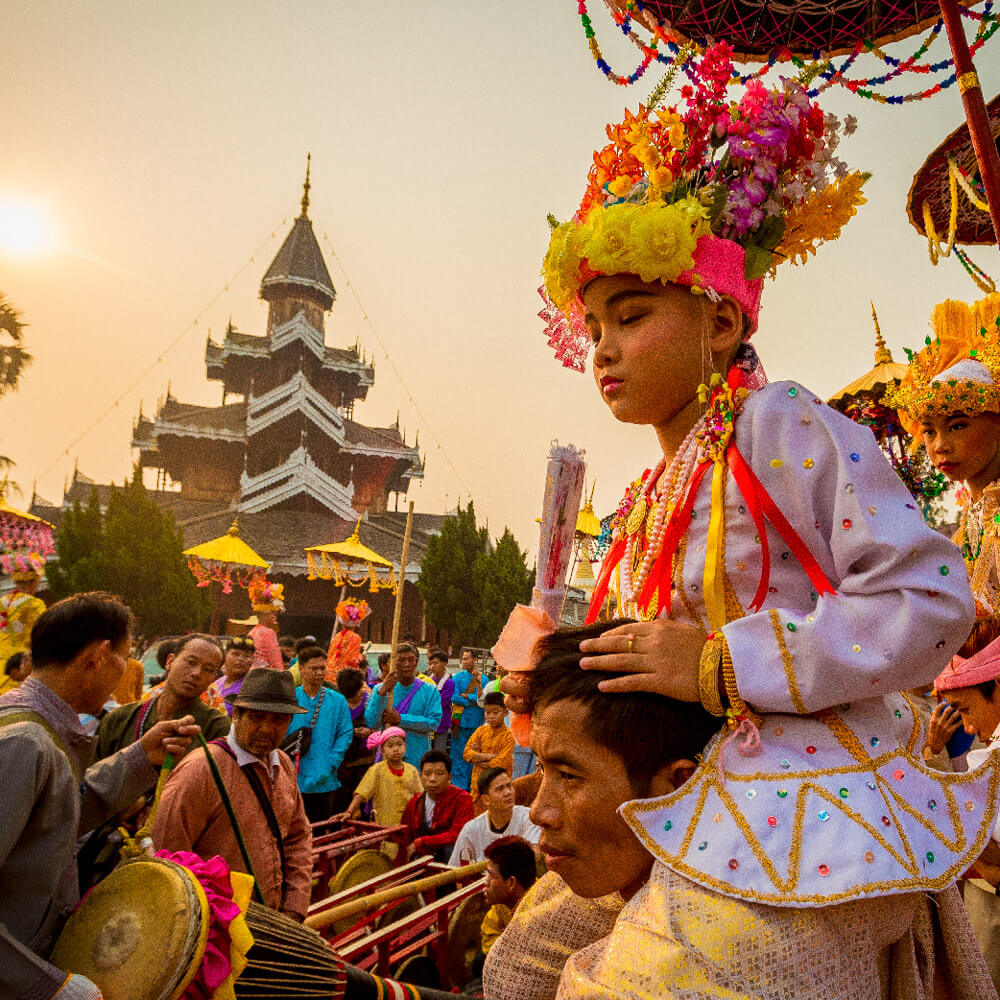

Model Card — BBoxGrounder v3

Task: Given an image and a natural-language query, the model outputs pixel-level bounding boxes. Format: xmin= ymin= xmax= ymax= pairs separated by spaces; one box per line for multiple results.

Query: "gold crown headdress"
xmin=885 ymin=293 xmax=1000 ymax=441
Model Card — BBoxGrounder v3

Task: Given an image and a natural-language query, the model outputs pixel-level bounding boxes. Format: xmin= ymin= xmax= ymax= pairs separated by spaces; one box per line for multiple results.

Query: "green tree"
xmin=47 ymin=469 xmax=209 ymax=636
xmin=477 ymin=528 xmax=533 ymax=645
xmin=417 ymin=503 xmax=532 ymax=648
xmin=46 ymin=487 xmax=107 ymax=596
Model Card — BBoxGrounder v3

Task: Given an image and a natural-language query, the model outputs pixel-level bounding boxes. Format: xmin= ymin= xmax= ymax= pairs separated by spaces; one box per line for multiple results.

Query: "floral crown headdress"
xmin=541 ymin=42 xmax=867 ymax=372
xmin=9 ymin=552 xmax=44 ymax=583
xmin=885 ymin=293 xmax=1000 ymax=443
xmin=335 ymin=598 xmax=371 ymax=627
xmin=248 ymin=578 xmax=285 ymax=613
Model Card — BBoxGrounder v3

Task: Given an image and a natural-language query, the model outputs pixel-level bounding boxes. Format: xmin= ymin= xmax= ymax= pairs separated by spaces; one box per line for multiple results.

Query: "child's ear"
xmin=708 ymin=296 xmax=744 ymax=357
xmin=648 ymin=758 xmax=699 ymax=796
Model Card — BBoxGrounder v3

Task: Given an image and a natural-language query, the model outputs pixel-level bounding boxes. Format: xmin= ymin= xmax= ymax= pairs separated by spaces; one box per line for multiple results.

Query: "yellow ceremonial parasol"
xmin=305 ymin=519 xmax=397 ymax=594
xmin=184 ymin=518 xmax=270 ymax=632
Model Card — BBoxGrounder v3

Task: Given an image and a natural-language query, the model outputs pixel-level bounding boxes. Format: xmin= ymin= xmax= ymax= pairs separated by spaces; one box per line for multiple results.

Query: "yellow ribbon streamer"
xmin=702 ymin=457 xmax=728 ymax=632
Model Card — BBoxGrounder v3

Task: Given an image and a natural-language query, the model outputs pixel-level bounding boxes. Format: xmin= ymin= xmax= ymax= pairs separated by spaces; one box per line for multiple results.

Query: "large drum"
xmin=51 ymin=857 xmax=469 ymax=1000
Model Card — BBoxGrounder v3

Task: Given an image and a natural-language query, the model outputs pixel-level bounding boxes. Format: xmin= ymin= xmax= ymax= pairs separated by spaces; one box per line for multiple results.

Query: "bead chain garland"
xmin=619 ymin=420 xmax=702 ymax=611
xmin=578 ymin=0 xmax=998 ymax=105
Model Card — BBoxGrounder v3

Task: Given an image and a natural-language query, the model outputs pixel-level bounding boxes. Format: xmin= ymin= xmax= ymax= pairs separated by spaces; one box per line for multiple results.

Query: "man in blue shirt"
xmin=287 ymin=645 xmax=354 ymax=823
xmin=450 ymin=649 xmax=485 ymax=791
xmin=364 ymin=642 xmax=442 ymax=768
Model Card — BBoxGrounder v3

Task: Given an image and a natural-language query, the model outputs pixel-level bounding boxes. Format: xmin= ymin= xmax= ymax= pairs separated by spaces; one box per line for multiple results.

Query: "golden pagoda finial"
xmin=300 ymin=153 xmax=311 ymax=219
xmin=227 ymin=517 xmax=240 ymax=537
xmin=871 ymin=300 xmax=892 ymax=365
xmin=349 ymin=517 xmax=362 ymax=541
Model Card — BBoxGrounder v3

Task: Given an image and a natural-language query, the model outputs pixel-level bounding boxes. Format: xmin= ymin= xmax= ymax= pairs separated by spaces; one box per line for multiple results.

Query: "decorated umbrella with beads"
xmin=828 ymin=304 xmax=948 ymax=517
xmin=582 ymin=0 xmax=1000 ymax=246
xmin=0 ymin=487 xmax=54 ymax=577
xmin=305 ymin=520 xmax=397 ymax=595
xmin=184 ymin=518 xmax=270 ymax=632
xmin=907 ymin=91 xmax=999 ymax=290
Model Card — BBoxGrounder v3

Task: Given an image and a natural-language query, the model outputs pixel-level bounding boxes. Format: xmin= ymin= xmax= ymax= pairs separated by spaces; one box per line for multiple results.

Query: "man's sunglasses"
xmin=229 ymin=637 xmax=256 ymax=651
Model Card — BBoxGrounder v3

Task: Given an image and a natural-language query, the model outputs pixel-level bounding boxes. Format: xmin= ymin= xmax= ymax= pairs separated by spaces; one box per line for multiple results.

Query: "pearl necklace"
xmin=620 ymin=421 xmax=703 ymax=611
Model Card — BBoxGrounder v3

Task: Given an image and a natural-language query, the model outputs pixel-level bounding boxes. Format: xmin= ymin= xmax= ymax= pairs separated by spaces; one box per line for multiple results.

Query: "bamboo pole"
xmin=385 ymin=501 xmax=414 ymax=714
xmin=305 ymin=861 xmax=487 ymax=931
xmin=939 ymin=0 xmax=1000 ymax=247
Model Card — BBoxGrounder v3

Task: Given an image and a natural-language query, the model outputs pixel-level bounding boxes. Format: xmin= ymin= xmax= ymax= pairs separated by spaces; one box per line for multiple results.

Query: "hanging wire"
xmin=317 ymin=224 xmax=475 ymax=502
xmin=36 ymin=220 xmax=290 ymax=482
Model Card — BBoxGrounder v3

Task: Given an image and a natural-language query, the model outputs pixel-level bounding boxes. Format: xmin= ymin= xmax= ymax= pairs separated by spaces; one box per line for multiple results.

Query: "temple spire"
xmin=300 ymin=153 xmax=311 ymax=219
xmin=871 ymin=300 xmax=892 ymax=365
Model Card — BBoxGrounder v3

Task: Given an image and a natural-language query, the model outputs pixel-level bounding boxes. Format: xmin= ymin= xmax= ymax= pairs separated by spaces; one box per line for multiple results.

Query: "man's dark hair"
xmin=974 ymin=680 xmax=998 ymax=700
xmin=484 ymin=835 xmax=537 ymax=891
xmin=294 ymin=636 xmax=317 ymax=656
xmin=171 ymin=633 xmax=223 ymax=661
xmin=378 ymin=652 xmax=392 ymax=668
xmin=30 ymin=592 xmax=134 ymax=669
xmin=428 ymin=647 xmax=448 ymax=664
xmin=337 ymin=667 xmax=365 ymax=699
xmin=478 ymin=765 xmax=508 ymax=796
xmin=296 ymin=644 xmax=326 ymax=665
xmin=530 ymin=621 xmax=722 ymax=796
xmin=420 ymin=749 xmax=452 ymax=773
xmin=483 ymin=691 xmax=505 ymax=709
xmin=156 ymin=638 xmax=177 ymax=669
xmin=397 ymin=642 xmax=418 ymax=659
xmin=4 ymin=652 xmax=24 ymax=677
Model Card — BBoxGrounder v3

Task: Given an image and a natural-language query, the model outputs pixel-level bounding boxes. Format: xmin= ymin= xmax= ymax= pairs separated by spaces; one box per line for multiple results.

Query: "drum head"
xmin=327 ymin=849 xmax=394 ymax=934
xmin=394 ymin=953 xmax=441 ymax=989
xmin=446 ymin=893 xmax=488 ymax=989
xmin=51 ymin=859 xmax=208 ymax=1000
xmin=375 ymin=894 xmax=423 ymax=930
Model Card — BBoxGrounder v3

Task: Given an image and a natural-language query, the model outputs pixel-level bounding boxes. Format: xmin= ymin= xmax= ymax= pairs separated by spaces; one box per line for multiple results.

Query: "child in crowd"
xmin=480 ymin=835 xmax=539 ymax=956
xmin=333 ymin=726 xmax=422 ymax=843
xmin=463 ymin=691 xmax=515 ymax=813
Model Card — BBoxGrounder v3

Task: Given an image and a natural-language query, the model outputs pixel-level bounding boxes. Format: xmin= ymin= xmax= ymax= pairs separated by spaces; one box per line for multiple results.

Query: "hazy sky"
xmin=3 ymin=1 xmax=998 ymax=554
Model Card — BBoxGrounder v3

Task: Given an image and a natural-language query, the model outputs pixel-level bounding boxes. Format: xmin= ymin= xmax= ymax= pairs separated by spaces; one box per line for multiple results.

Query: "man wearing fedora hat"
xmin=151 ymin=667 xmax=314 ymax=920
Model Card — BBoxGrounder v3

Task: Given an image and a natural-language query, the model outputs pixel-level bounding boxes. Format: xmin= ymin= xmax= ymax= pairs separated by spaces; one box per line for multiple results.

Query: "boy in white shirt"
xmin=449 ymin=767 xmax=540 ymax=866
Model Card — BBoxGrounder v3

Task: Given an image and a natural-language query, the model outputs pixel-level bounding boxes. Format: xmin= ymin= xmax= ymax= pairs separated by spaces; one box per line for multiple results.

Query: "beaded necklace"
xmin=962 ymin=495 xmax=987 ymax=571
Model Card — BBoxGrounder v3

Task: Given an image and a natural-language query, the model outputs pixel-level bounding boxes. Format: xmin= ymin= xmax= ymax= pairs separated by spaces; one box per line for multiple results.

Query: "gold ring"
xmin=627 ymin=634 xmax=635 ymax=655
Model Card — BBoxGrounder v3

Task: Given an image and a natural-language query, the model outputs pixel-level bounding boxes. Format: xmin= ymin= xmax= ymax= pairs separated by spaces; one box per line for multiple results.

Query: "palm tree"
xmin=0 ymin=294 xmax=31 ymax=397
xmin=0 ymin=294 xmax=31 ymax=481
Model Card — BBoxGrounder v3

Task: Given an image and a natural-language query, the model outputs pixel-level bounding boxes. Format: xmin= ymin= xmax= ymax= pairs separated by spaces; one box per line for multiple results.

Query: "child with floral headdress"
xmin=496 ymin=43 xmax=999 ymax=1000
xmin=0 ymin=554 xmax=46 ymax=668
xmin=887 ymin=294 xmax=1000 ymax=620
xmin=326 ymin=597 xmax=371 ymax=682
xmin=247 ymin=578 xmax=284 ymax=671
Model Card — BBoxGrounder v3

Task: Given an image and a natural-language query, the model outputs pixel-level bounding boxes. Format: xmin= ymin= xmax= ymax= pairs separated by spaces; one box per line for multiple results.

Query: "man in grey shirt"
xmin=0 ymin=592 xmax=197 ymax=1000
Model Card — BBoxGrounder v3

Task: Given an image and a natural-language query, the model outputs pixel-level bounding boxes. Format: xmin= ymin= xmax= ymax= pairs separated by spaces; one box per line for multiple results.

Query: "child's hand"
xmin=579 ymin=619 xmax=703 ymax=702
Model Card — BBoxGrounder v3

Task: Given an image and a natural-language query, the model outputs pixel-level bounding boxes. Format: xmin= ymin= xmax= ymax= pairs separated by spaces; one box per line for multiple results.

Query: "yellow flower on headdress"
xmin=543 ymin=222 xmax=589 ymax=310
xmin=774 ymin=171 xmax=867 ymax=269
xmin=583 ymin=204 xmax=640 ymax=277
xmin=630 ymin=199 xmax=706 ymax=285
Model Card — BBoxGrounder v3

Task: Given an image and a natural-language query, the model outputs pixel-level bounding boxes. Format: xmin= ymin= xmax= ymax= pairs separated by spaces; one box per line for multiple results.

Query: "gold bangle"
xmin=721 ymin=637 xmax=748 ymax=718
xmin=699 ymin=635 xmax=725 ymax=717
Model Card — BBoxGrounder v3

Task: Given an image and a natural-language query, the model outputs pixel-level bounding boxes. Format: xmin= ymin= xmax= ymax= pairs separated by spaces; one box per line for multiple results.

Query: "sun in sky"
xmin=0 ymin=197 xmax=53 ymax=256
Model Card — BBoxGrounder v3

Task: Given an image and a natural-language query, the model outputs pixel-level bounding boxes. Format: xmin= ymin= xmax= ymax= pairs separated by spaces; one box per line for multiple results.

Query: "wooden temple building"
xmin=32 ymin=169 xmax=446 ymax=642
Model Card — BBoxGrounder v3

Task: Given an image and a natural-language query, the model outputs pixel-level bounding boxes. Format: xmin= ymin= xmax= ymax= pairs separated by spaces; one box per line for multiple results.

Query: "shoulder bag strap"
xmin=0 ymin=708 xmax=80 ymax=781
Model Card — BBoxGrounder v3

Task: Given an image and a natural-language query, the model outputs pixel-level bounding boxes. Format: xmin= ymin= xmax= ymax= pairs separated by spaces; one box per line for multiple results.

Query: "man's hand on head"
xmin=141 ymin=716 xmax=200 ymax=767
xmin=499 ymin=673 xmax=531 ymax=715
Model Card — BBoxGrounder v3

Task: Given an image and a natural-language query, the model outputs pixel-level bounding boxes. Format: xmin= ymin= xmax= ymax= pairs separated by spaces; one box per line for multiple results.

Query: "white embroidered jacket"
xmin=620 ymin=380 xmax=1000 ymax=906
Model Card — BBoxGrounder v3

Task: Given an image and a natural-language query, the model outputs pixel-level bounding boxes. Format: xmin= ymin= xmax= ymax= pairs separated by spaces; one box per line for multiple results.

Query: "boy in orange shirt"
xmin=464 ymin=691 xmax=514 ymax=813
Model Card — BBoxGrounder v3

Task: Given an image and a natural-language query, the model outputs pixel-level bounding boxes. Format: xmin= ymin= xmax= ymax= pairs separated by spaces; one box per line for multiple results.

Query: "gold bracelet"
xmin=698 ymin=634 xmax=726 ymax=717
xmin=721 ymin=637 xmax=744 ymax=712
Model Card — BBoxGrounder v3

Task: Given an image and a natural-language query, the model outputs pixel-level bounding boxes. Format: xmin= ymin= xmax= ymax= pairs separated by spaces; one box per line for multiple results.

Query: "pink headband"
xmin=935 ymin=636 xmax=1000 ymax=691
xmin=680 ymin=236 xmax=764 ymax=335
xmin=367 ymin=726 xmax=406 ymax=750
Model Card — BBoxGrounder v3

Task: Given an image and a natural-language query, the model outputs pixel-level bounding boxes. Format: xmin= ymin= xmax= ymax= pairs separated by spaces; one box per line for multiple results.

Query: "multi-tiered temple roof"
xmin=132 ymin=162 xmax=423 ymax=520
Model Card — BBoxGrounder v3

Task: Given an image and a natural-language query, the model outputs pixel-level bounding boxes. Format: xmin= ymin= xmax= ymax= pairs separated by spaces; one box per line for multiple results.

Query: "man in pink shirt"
xmin=151 ymin=667 xmax=313 ymax=919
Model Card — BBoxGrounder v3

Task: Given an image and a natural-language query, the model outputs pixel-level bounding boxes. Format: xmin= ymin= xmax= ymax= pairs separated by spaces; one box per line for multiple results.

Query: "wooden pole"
xmin=305 ymin=860 xmax=487 ymax=930
xmin=939 ymin=0 xmax=1000 ymax=247
xmin=386 ymin=501 xmax=414 ymax=714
